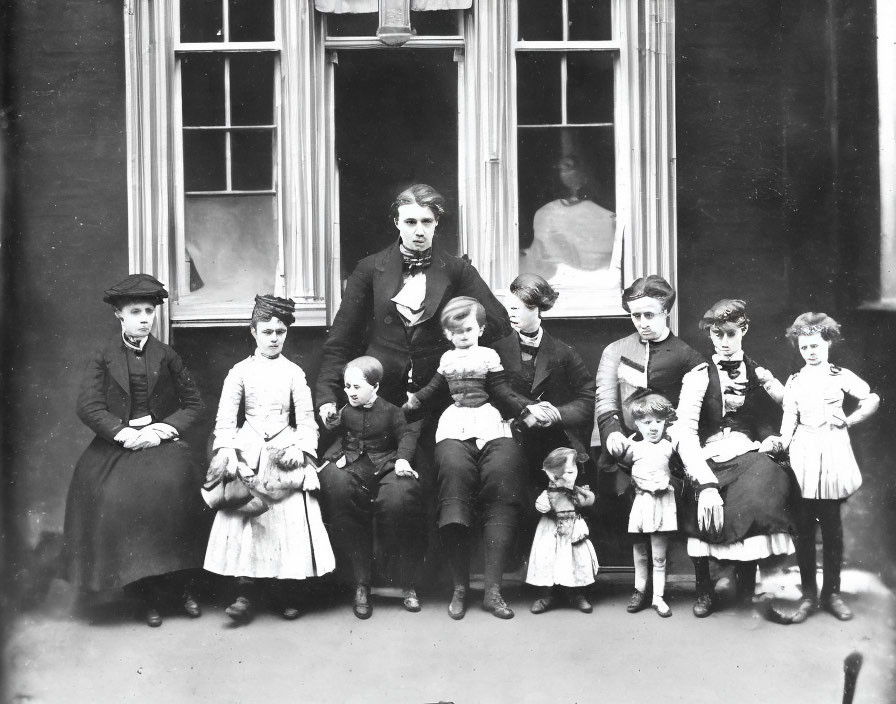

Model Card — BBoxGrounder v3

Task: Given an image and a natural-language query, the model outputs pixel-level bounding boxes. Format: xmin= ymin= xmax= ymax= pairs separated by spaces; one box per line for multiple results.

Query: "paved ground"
xmin=4 ymin=569 xmax=895 ymax=704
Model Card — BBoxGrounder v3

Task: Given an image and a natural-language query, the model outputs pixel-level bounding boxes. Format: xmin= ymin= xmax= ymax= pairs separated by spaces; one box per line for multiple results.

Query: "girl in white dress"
xmin=526 ymin=447 xmax=598 ymax=614
xmin=612 ymin=392 xmax=679 ymax=618
xmin=764 ymin=313 xmax=879 ymax=623
xmin=203 ymin=295 xmax=335 ymax=624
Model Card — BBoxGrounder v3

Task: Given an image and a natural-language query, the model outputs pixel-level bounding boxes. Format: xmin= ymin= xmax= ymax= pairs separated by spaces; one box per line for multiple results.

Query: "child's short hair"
xmin=440 ymin=296 xmax=486 ymax=331
xmin=627 ymin=391 xmax=677 ymax=423
xmin=698 ymin=298 xmax=749 ymax=332
xmin=542 ymin=447 xmax=578 ymax=476
xmin=344 ymin=356 xmax=384 ymax=386
xmin=785 ymin=312 xmax=842 ymax=347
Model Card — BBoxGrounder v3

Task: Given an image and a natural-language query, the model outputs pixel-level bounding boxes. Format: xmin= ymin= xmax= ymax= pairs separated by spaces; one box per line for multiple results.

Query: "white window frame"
xmin=126 ymin=0 xmax=329 ymax=332
xmin=459 ymin=0 xmax=677 ymax=323
xmin=877 ymin=0 xmax=896 ymax=306
xmin=171 ymin=4 xmax=284 ymax=323
xmin=125 ymin=0 xmax=678 ymax=336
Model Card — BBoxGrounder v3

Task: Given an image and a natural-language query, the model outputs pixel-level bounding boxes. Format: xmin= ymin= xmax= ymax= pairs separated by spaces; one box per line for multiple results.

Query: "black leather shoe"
xmin=569 ymin=593 xmax=593 ymax=614
xmin=530 ymin=596 xmax=556 ymax=614
xmin=402 ymin=589 xmax=421 ymax=613
xmin=821 ymin=593 xmax=852 ymax=621
xmin=652 ymin=597 xmax=672 ymax=618
xmin=282 ymin=607 xmax=301 ymax=621
xmin=353 ymin=585 xmax=372 ymax=620
xmin=183 ymin=594 xmax=202 ymax=619
xmin=448 ymin=586 xmax=467 ymax=620
xmin=145 ymin=608 xmax=162 ymax=628
xmin=692 ymin=593 xmax=713 ymax=618
xmin=482 ymin=587 xmax=514 ymax=619
xmin=627 ymin=589 xmax=648 ymax=614
xmin=225 ymin=596 xmax=253 ymax=625
xmin=789 ymin=597 xmax=818 ymax=624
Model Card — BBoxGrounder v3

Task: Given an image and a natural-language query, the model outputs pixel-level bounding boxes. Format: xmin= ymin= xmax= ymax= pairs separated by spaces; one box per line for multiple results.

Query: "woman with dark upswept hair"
xmin=502 ymin=274 xmax=597 ymax=613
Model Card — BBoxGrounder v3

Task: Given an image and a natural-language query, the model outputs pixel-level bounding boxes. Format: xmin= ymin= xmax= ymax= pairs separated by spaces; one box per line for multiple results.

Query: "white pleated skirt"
xmin=204 ymin=489 xmax=335 ymax=580
xmin=790 ymin=425 xmax=863 ymax=500
xmin=526 ymin=515 xmax=599 ymax=587
xmin=628 ymin=488 xmax=677 ymax=533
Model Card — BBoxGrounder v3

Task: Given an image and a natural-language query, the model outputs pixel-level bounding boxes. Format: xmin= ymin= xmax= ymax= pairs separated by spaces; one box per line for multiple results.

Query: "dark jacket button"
xmin=384 ymin=315 xmax=393 ymax=324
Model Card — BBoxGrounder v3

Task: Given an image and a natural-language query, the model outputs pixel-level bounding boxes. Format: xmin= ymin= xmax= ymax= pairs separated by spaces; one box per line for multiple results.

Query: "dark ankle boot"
xmin=353 ymin=583 xmax=372 ymax=619
xmin=482 ymin=585 xmax=514 ymax=619
xmin=225 ymin=596 xmax=253 ymax=624
xmin=692 ymin=557 xmax=714 ymax=618
xmin=448 ymin=584 xmax=467 ymax=620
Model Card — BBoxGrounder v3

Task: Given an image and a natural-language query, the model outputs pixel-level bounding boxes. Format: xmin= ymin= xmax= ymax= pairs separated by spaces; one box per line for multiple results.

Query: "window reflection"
xmin=183 ymin=195 xmax=278 ymax=303
xmin=518 ymin=129 xmax=620 ymax=297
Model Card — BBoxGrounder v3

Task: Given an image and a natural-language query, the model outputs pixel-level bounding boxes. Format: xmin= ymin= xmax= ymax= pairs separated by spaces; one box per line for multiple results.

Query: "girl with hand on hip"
xmin=762 ymin=313 xmax=879 ymax=623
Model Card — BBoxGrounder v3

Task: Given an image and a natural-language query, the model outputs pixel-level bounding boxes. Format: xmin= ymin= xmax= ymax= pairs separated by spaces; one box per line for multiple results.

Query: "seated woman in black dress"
xmin=683 ymin=299 xmax=795 ymax=614
xmin=63 ymin=274 xmax=208 ymax=627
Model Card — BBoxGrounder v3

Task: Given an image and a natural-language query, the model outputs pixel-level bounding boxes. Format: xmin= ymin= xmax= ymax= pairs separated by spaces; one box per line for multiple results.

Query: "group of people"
xmin=62 ymin=183 xmax=879 ymax=630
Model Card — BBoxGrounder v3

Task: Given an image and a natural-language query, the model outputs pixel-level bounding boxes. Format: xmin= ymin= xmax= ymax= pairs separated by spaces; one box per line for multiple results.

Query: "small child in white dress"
xmin=526 ymin=447 xmax=599 ymax=614
xmin=202 ymin=295 xmax=335 ymax=624
xmin=612 ymin=392 xmax=679 ymax=618
xmin=763 ymin=312 xmax=879 ymax=623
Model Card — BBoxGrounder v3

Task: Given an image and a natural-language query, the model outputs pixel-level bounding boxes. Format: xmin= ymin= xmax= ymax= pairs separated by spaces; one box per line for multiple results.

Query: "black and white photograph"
xmin=1 ymin=0 xmax=895 ymax=701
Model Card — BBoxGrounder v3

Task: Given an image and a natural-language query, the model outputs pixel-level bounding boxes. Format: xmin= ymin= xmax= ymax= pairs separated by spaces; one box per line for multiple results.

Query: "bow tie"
xmin=520 ymin=342 xmax=539 ymax=357
xmin=401 ymin=250 xmax=433 ymax=273
xmin=717 ymin=359 xmax=742 ymax=379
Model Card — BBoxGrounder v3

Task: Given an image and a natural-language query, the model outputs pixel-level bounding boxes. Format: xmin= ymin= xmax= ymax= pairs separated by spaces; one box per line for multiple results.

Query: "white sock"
xmin=633 ymin=542 xmax=649 ymax=592
xmin=651 ymin=534 xmax=668 ymax=598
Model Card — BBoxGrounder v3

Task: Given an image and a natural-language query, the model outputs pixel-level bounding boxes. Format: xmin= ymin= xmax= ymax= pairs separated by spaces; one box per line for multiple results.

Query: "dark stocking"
xmin=692 ymin=556 xmax=713 ymax=598
xmin=483 ymin=523 xmax=515 ymax=591
xmin=439 ymin=523 xmax=471 ymax=589
xmin=735 ymin=561 xmax=758 ymax=604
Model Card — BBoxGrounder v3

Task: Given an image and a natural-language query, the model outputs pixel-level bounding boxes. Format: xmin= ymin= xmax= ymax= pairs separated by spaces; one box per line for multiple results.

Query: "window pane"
xmin=231 ymin=131 xmax=273 ymax=190
xmin=568 ymin=0 xmax=612 ymax=41
xmin=230 ymin=53 xmax=275 ymax=126
xmin=183 ymin=130 xmax=227 ymax=191
xmin=410 ymin=10 xmax=461 ymax=36
xmin=518 ymin=126 xmax=617 ymax=283
xmin=517 ymin=0 xmax=562 ymax=41
xmin=326 ymin=12 xmax=378 ymax=37
xmin=517 ymin=53 xmax=562 ymax=125
xmin=182 ymin=195 xmax=278 ymax=304
xmin=567 ymin=52 xmax=615 ymax=124
xmin=180 ymin=0 xmax=223 ymax=43
xmin=181 ymin=54 xmax=225 ymax=126
xmin=229 ymin=0 xmax=275 ymax=42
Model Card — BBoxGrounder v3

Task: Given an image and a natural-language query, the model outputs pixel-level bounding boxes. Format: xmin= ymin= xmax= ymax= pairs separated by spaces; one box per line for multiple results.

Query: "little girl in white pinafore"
xmin=526 ymin=447 xmax=599 ymax=614
xmin=613 ymin=392 xmax=679 ymax=618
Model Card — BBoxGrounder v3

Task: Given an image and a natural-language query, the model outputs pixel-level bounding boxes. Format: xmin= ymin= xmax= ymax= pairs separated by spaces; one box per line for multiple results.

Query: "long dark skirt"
xmin=63 ymin=436 xmax=210 ymax=592
xmin=681 ymin=451 xmax=797 ymax=545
